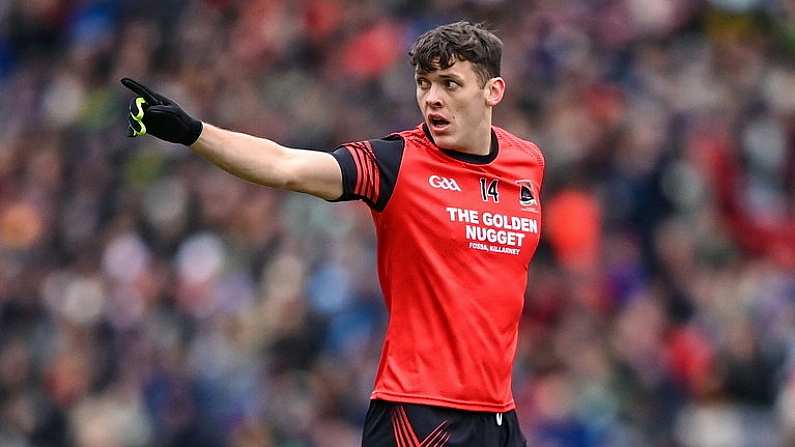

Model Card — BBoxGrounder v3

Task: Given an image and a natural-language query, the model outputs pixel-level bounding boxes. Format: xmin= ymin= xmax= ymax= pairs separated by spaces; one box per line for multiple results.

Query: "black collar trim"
xmin=421 ymin=123 xmax=499 ymax=165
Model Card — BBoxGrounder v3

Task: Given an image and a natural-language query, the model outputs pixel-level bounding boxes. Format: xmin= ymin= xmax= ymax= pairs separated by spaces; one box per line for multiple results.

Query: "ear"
xmin=484 ymin=77 xmax=506 ymax=107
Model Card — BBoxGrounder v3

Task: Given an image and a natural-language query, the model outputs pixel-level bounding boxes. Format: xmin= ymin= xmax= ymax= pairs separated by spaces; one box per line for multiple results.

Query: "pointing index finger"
xmin=120 ymin=78 xmax=162 ymax=105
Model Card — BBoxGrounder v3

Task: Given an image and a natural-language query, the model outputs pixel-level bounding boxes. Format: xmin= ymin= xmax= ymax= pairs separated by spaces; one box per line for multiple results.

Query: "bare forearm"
xmin=189 ymin=123 xmax=292 ymax=189
xmin=188 ymin=123 xmax=343 ymax=199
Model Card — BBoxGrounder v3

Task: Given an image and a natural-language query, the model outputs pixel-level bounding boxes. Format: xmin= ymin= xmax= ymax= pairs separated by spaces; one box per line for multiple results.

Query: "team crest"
xmin=516 ymin=180 xmax=538 ymax=211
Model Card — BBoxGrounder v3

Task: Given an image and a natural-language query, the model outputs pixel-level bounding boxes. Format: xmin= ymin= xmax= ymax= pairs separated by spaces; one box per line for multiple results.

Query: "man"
xmin=124 ymin=21 xmax=543 ymax=447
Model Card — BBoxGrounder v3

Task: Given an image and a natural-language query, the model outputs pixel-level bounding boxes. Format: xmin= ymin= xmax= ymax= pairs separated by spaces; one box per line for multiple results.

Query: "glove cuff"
xmin=185 ymin=118 xmax=203 ymax=146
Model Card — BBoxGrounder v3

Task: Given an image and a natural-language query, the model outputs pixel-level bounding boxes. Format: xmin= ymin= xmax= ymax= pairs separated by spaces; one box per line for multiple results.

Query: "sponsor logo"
xmin=428 ymin=175 xmax=461 ymax=191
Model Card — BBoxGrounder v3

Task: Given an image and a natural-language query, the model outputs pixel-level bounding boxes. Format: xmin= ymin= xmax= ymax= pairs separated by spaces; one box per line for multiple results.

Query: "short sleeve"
xmin=328 ymin=134 xmax=405 ymax=212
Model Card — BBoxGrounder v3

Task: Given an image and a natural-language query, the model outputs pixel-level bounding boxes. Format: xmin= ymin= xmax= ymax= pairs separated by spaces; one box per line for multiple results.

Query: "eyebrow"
xmin=438 ymin=74 xmax=464 ymax=82
xmin=415 ymin=73 xmax=465 ymax=83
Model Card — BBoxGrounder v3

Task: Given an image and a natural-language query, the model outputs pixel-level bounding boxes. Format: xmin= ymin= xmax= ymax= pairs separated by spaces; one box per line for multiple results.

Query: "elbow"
xmin=277 ymin=152 xmax=301 ymax=191
xmin=281 ymin=173 xmax=300 ymax=191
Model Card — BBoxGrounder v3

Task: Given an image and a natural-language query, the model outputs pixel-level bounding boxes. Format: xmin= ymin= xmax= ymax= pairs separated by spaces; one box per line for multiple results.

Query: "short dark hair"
xmin=408 ymin=21 xmax=502 ymax=86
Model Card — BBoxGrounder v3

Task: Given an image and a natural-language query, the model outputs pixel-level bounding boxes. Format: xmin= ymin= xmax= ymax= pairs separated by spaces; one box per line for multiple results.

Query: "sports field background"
xmin=1 ymin=1 xmax=794 ymax=446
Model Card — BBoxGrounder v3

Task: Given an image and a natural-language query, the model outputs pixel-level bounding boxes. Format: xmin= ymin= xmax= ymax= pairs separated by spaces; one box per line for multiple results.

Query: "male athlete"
xmin=123 ymin=21 xmax=543 ymax=447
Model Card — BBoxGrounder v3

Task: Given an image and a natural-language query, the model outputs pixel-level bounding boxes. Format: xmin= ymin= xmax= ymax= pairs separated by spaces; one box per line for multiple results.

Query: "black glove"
xmin=121 ymin=78 xmax=203 ymax=146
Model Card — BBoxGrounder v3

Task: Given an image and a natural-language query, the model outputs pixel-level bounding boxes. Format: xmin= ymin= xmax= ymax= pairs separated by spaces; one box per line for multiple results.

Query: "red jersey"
xmin=331 ymin=124 xmax=544 ymax=412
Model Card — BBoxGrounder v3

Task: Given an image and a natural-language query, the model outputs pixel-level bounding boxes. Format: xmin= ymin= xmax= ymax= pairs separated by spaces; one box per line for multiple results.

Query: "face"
xmin=415 ymin=60 xmax=505 ymax=152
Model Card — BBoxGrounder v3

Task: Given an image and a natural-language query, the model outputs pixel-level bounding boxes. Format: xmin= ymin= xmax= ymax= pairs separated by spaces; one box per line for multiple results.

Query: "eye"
xmin=417 ymin=78 xmax=430 ymax=89
xmin=445 ymin=80 xmax=459 ymax=90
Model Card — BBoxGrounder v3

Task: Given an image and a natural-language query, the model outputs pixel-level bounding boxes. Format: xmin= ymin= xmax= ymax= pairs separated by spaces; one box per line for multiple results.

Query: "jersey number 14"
xmin=480 ymin=178 xmax=500 ymax=203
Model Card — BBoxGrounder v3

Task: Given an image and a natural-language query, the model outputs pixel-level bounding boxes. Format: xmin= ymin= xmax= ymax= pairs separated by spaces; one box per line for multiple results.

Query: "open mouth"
xmin=428 ymin=115 xmax=450 ymax=131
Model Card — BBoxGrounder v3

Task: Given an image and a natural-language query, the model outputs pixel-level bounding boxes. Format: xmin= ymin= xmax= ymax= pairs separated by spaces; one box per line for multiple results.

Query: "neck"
xmin=457 ymin=115 xmax=492 ymax=156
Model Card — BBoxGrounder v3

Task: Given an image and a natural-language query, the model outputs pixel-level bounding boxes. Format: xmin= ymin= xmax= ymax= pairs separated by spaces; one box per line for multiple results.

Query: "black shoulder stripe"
xmin=370 ymin=134 xmax=405 ymax=212
xmin=328 ymin=134 xmax=406 ymax=211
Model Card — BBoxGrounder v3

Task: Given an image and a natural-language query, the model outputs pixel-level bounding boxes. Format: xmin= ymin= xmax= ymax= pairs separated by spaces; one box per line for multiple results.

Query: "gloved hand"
xmin=121 ymin=78 xmax=203 ymax=146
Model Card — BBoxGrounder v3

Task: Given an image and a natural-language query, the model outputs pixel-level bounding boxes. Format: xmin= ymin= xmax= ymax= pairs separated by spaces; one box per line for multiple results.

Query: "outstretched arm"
xmin=122 ymin=77 xmax=343 ymax=201
xmin=190 ymin=123 xmax=343 ymax=200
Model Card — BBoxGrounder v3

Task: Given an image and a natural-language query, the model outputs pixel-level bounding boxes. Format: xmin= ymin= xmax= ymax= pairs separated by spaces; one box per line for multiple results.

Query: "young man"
xmin=124 ymin=21 xmax=543 ymax=447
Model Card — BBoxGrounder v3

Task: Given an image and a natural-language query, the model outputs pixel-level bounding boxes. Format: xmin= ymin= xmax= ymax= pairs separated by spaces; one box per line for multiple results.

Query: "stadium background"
xmin=1 ymin=0 xmax=795 ymax=446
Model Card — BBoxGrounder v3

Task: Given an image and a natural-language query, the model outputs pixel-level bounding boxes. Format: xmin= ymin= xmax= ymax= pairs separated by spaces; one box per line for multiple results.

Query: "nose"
xmin=425 ymin=84 xmax=444 ymax=109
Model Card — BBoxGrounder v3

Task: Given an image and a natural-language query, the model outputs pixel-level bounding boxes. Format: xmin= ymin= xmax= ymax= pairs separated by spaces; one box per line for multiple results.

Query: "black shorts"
xmin=361 ymin=399 xmax=527 ymax=447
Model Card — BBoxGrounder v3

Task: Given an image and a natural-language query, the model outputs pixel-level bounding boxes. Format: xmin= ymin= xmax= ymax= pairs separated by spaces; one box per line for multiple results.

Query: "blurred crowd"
xmin=1 ymin=0 xmax=795 ymax=446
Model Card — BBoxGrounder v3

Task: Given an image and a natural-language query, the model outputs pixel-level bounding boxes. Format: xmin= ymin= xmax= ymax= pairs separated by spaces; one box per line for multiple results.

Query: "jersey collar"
xmin=420 ymin=123 xmax=499 ymax=165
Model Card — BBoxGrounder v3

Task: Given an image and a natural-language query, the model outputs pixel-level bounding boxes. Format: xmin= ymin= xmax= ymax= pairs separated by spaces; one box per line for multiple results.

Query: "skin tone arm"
xmin=189 ymin=123 xmax=344 ymax=201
